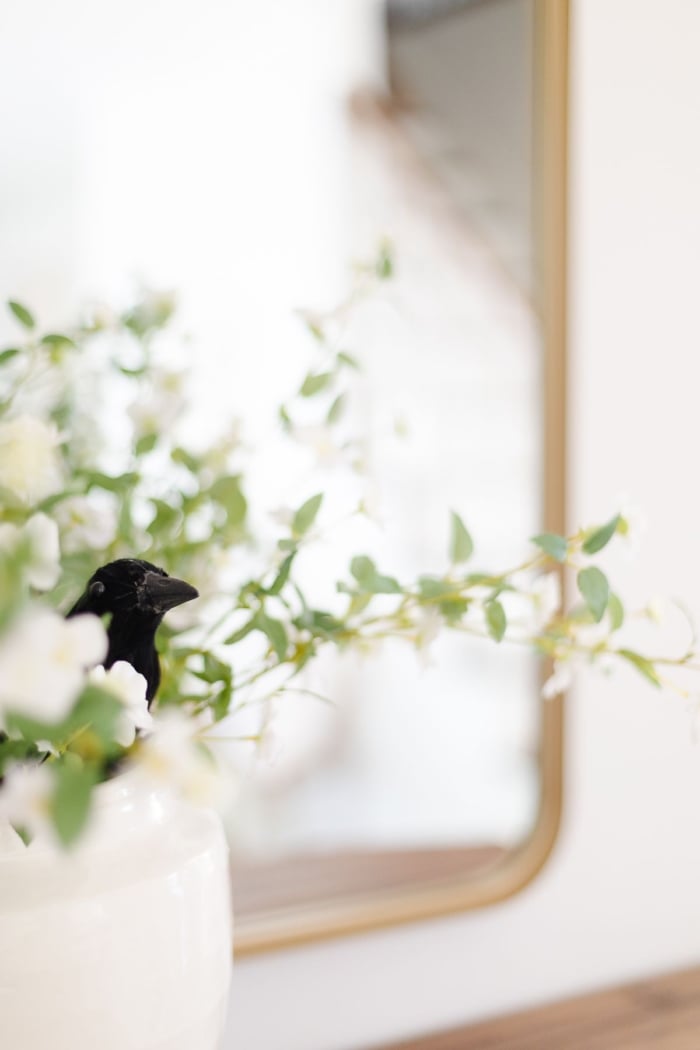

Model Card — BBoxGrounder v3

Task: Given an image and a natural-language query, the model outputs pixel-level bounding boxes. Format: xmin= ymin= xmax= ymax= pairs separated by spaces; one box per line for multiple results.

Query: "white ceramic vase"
xmin=0 ymin=774 xmax=232 ymax=1050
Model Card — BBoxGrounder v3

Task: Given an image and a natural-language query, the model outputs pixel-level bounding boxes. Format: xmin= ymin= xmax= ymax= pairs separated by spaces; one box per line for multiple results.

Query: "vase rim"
xmin=0 ymin=769 xmax=173 ymax=861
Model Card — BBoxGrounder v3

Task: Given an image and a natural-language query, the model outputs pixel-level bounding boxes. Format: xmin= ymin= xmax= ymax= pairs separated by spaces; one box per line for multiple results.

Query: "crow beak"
xmin=144 ymin=572 xmax=199 ymax=613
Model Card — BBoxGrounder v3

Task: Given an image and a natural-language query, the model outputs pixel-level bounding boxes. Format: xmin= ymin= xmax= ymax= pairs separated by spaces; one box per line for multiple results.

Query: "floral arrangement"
xmin=0 ymin=258 xmax=691 ymax=848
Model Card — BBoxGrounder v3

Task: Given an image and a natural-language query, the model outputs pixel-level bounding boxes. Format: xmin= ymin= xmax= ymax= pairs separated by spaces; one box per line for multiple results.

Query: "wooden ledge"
xmin=232 ymin=845 xmax=505 ymax=918
xmin=373 ymin=965 xmax=700 ymax=1049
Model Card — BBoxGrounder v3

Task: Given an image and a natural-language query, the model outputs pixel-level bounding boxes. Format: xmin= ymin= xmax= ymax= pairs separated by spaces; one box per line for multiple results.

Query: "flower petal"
xmin=65 ymin=614 xmax=108 ymax=667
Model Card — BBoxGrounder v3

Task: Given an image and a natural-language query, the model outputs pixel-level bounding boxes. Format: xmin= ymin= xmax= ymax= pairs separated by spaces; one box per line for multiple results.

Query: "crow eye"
xmin=90 ymin=581 xmax=106 ymax=599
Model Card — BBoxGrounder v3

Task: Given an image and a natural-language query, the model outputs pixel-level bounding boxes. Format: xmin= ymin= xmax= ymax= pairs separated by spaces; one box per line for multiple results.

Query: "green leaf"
xmin=350 ymin=555 xmax=401 ymax=594
xmin=305 ymin=319 xmax=325 ymax=342
xmin=532 ymin=532 xmax=568 ymax=563
xmin=308 ymin=609 xmax=344 ymax=637
xmin=201 ymin=652 xmax=233 ymax=686
xmin=278 ymin=404 xmax=292 ymax=430
xmin=337 ymin=351 xmax=360 ymax=371
xmin=465 ymin=572 xmax=500 ymax=587
xmin=171 ymin=447 xmax=201 ymax=473
xmin=0 ymin=736 xmax=41 ymax=778
xmin=12 ymin=824 xmax=31 ymax=847
xmin=147 ymin=498 xmax=181 ymax=537
xmin=485 ymin=599 xmax=507 ymax=642
xmin=40 ymin=333 xmax=76 ymax=351
xmin=577 ymin=566 xmax=609 ymax=623
xmin=70 ymin=686 xmax=124 ymax=746
xmin=450 ymin=511 xmax=474 ymax=564
xmin=117 ymin=364 xmax=148 ymax=378
xmin=296 ymin=607 xmax=345 ymax=637
xmin=7 ymin=300 xmax=35 ymax=329
xmin=80 ymin=470 xmax=139 ymax=495
xmin=257 ymin=612 xmax=288 ymax=661
xmin=0 ymin=348 xmax=20 ymax=366
xmin=210 ymin=679 xmax=233 ymax=722
xmin=51 ymin=760 xmax=97 ymax=848
xmin=608 ymin=593 xmax=625 ymax=631
xmin=121 ymin=296 xmax=175 ymax=338
xmin=327 ymin=393 xmax=346 ymax=425
xmin=224 ymin=618 xmax=256 ymax=646
xmin=347 ymin=591 xmax=372 ymax=617
xmin=135 ymin=432 xmax=159 ymax=456
xmin=350 ymin=555 xmax=375 ymax=585
xmin=292 ymin=493 xmax=323 ymax=537
xmin=267 ymin=552 xmax=296 ymax=596
xmin=418 ymin=576 xmax=455 ymax=599
xmin=618 ymin=648 xmax=661 ymax=687
xmin=209 ymin=475 xmax=247 ymax=525
xmin=582 ymin=515 xmax=621 ymax=555
xmin=369 ymin=573 xmax=403 ymax=595
xmin=439 ymin=597 xmax=470 ymax=624
xmin=0 ymin=546 xmax=32 ymax=631
xmin=300 ymin=372 xmax=333 ymax=397
xmin=375 ymin=242 xmax=394 ymax=279
xmin=6 ymin=685 xmax=124 ymax=755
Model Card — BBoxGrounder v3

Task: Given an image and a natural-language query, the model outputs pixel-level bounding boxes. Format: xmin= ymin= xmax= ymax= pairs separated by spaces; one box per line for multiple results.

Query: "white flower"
xmin=268 ymin=506 xmax=295 ymax=528
xmin=542 ymin=659 xmax=575 ymax=700
xmin=296 ymin=307 xmax=326 ymax=335
xmin=256 ymin=714 xmax=283 ymax=766
xmin=0 ymin=415 xmax=63 ymax=506
xmin=0 ymin=513 xmax=61 ymax=591
xmin=128 ymin=369 xmax=186 ymax=437
xmin=87 ymin=303 xmax=118 ymax=330
xmin=646 ymin=596 xmax=666 ymax=624
xmin=203 ymin=420 xmax=243 ymax=472
xmin=574 ymin=617 xmax=610 ymax=650
xmin=24 ymin=513 xmax=61 ymax=589
xmin=531 ymin=572 xmax=561 ymax=629
xmin=135 ymin=708 xmax=234 ymax=809
xmin=0 ymin=608 xmax=107 ymax=723
xmin=357 ymin=485 xmax=384 ymax=525
xmin=463 ymin=588 xmax=491 ymax=630
xmin=414 ymin=607 xmax=443 ymax=667
xmin=88 ymin=661 xmax=153 ymax=747
xmin=292 ymin=424 xmax=345 ymax=467
xmin=0 ymin=762 xmax=54 ymax=841
xmin=55 ymin=495 xmax=117 ymax=554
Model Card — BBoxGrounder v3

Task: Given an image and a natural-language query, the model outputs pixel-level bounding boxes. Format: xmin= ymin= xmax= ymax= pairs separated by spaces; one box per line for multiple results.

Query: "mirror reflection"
xmin=230 ymin=0 xmax=549 ymax=933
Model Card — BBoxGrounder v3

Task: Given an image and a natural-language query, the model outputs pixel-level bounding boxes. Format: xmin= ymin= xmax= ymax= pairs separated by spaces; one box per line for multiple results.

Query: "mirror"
xmin=231 ymin=0 xmax=568 ymax=952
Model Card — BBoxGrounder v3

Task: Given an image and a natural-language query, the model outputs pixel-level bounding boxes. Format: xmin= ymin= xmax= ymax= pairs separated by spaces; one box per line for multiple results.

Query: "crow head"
xmin=69 ymin=558 xmax=198 ymax=623
xmin=68 ymin=558 xmax=198 ymax=703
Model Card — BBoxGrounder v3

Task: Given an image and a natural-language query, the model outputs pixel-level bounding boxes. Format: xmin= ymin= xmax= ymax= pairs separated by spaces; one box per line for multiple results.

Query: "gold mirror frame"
xmin=234 ymin=0 xmax=568 ymax=957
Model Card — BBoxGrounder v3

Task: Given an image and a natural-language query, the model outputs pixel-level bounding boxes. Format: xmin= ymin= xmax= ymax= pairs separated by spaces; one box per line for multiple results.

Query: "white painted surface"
xmin=224 ymin=2 xmax=700 ymax=1047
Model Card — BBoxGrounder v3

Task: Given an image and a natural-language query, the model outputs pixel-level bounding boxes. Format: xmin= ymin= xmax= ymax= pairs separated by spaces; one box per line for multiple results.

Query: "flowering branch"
xmin=0 ymin=262 xmax=692 ymax=846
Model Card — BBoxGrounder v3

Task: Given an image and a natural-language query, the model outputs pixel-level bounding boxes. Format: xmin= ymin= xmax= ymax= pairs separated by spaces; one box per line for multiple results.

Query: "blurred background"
xmin=5 ymin=1 xmax=700 ymax=1049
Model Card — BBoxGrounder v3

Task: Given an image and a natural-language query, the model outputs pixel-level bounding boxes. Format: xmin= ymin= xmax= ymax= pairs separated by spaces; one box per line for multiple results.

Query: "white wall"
xmin=225 ymin=2 xmax=700 ymax=1046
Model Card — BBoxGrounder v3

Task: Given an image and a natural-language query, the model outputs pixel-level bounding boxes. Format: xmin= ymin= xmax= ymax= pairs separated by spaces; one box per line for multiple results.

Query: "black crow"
xmin=68 ymin=558 xmax=198 ymax=705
